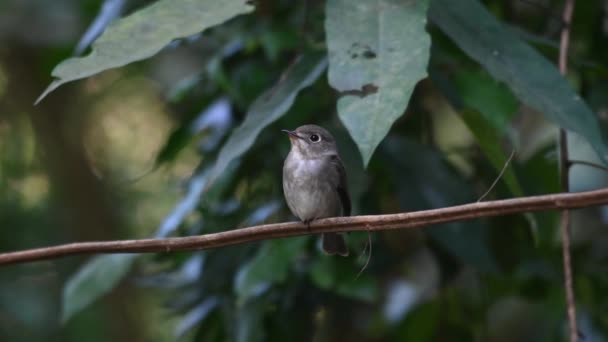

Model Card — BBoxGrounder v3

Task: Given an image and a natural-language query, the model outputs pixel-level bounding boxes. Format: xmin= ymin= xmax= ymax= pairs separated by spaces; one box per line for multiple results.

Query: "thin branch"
xmin=1 ymin=188 xmax=608 ymax=266
xmin=478 ymin=149 xmax=516 ymax=202
xmin=558 ymin=0 xmax=578 ymax=341
xmin=356 ymin=224 xmax=373 ymax=279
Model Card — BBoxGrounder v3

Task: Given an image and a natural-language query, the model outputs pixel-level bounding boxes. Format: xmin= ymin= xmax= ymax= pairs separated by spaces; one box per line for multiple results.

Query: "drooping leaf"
xmin=234 ymin=237 xmax=307 ymax=302
xmin=429 ymin=0 xmax=608 ymax=164
xmin=62 ymin=254 xmax=136 ymax=323
xmin=325 ymin=0 xmax=431 ymax=166
xmin=206 ymin=52 xmax=327 ymax=186
xmin=36 ymin=0 xmax=254 ymax=104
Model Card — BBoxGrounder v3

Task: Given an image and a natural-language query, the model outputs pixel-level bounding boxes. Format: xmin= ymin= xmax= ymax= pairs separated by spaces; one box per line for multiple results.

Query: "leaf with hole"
xmin=326 ymin=0 xmax=431 ymax=166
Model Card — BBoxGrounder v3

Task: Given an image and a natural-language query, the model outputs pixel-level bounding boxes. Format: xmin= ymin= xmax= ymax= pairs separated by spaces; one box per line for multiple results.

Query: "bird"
xmin=282 ymin=124 xmax=350 ymax=256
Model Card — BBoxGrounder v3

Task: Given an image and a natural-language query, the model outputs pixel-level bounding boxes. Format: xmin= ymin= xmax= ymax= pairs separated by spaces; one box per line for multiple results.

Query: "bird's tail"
xmin=322 ymin=233 xmax=349 ymax=257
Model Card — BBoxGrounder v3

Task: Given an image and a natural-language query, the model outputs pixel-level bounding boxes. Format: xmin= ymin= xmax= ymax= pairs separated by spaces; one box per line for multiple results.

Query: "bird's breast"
xmin=283 ymin=155 xmax=341 ymax=221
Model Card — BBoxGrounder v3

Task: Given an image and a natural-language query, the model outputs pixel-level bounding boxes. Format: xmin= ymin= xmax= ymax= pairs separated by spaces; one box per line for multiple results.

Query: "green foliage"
xmin=62 ymin=254 xmax=136 ymax=323
xmin=326 ymin=0 xmax=431 ymax=166
xmin=36 ymin=0 xmax=254 ymax=103
xmin=207 ymin=52 xmax=327 ymax=186
xmin=235 ymin=237 xmax=307 ymax=302
xmin=430 ymin=0 xmax=608 ymax=164
xmin=3 ymin=0 xmax=608 ymax=340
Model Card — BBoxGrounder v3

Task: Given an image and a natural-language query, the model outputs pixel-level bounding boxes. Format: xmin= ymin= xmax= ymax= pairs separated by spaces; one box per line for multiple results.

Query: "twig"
xmin=1 ymin=188 xmax=608 ymax=266
xmin=558 ymin=0 xmax=578 ymax=341
xmin=356 ymin=224 xmax=373 ymax=279
xmin=568 ymin=159 xmax=608 ymax=173
xmin=477 ymin=149 xmax=516 ymax=202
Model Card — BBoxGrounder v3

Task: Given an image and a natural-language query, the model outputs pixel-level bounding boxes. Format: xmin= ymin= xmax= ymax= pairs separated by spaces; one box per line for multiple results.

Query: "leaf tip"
xmin=35 ymin=80 xmax=62 ymax=105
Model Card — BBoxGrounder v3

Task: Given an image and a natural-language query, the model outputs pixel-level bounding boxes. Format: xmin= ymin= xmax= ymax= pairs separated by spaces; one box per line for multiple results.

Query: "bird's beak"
xmin=281 ymin=129 xmax=302 ymax=140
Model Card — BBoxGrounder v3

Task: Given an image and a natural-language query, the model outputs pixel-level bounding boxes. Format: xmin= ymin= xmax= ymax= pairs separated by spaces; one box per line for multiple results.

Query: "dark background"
xmin=1 ymin=0 xmax=608 ymax=341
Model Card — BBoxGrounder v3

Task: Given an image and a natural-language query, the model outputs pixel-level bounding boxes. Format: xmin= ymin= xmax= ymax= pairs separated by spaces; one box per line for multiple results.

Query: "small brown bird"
xmin=282 ymin=124 xmax=350 ymax=256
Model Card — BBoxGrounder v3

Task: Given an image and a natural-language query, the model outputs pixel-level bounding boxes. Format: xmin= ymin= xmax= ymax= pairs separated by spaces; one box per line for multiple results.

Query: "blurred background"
xmin=1 ymin=0 xmax=608 ymax=341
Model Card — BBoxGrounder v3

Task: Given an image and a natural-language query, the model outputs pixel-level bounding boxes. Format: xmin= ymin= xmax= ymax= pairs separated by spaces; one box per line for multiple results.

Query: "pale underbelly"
xmin=285 ymin=180 xmax=341 ymax=221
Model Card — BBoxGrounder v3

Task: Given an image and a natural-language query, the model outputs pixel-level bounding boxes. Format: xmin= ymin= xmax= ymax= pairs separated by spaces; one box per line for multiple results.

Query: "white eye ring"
xmin=310 ymin=134 xmax=321 ymax=142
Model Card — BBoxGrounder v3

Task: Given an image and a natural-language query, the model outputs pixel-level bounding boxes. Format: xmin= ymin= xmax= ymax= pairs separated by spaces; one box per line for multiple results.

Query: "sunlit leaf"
xmin=62 ymin=254 xmax=136 ymax=323
xmin=206 ymin=52 xmax=327 ymax=186
xmin=36 ymin=0 xmax=254 ymax=104
xmin=430 ymin=0 xmax=608 ymax=164
xmin=326 ymin=0 xmax=431 ymax=166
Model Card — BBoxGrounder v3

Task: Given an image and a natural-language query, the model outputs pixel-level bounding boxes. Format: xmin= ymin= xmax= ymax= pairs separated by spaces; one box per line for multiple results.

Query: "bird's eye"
xmin=310 ymin=134 xmax=320 ymax=142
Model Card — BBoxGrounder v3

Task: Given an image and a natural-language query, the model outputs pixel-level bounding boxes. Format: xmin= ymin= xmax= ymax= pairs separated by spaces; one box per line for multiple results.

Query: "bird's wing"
xmin=330 ymin=155 xmax=351 ymax=216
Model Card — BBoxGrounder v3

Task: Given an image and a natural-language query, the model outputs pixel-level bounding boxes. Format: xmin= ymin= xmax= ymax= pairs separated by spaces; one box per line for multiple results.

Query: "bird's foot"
xmin=303 ymin=219 xmax=313 ymax=233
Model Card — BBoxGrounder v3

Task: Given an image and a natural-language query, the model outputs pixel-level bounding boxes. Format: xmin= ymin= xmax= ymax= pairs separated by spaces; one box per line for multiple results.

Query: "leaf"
xmin=175 ymin=297 xmax=219 ymax=338
xmin=430 ymin=70 xmax=523 ymax=197
xmin=458 ymin=109 xmax=539 ymax=239
xmin=235 ymin=297 xmax=266 ymax=342
xmin=62 ymin=254 xmax=136 ymax=323
xmin=429 ymin=0 xmax=608 ymax=164
xmin=154 ymin=96 xmax=234 ymax=166
xmin=325 ymin=0 xmax=431 ymax=166
xmin=74 ymin=0 xmax=126 ymax=55
xmin=310 ymin=257 xmax=379 ymax=302
xmin=156 ymin=168 xmax=209 ymax=238
xmin=234 ymin=237 xmax=307 ymax=302
xmin=432 ymin=72 xmax=543 ymax=243
xmin=36 ymin=0 xmax=254 ymax=104
xmin=459 ymin=108 xmax=524 ymax=194
xmin=453 ymin=70 xmax=518 ymax=133
xmin=383 ymin=137 xmax=498 ymax=272
xmin=206 ymin=52 xmax=328 ymax=186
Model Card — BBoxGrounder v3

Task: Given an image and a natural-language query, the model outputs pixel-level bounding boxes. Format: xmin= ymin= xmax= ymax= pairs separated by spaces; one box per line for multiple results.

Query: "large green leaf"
xmin=325 ymin=0 xmax=431 ymax=166
xmin=36 ymin=0 xmax=254 ymax=104
xmin=430 ymin=0 xmax=608 ymax=164
xmin=62 ymin=254 xmax=136 ymax=323
xmin=206 ymin=53 xmax=327 ymax=186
